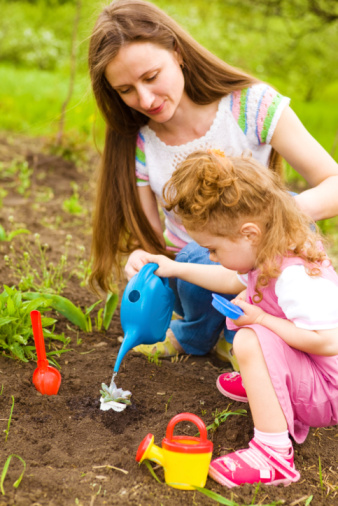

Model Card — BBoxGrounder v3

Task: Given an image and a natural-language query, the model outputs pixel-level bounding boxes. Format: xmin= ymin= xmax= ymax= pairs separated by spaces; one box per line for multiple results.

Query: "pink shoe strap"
xmin=249 ymin=438 xmax=300 ymax=482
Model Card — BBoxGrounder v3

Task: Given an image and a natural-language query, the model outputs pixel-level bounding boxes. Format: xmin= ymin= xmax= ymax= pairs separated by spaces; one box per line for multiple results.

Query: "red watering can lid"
xmin=162 ymin=413 xmax=213 ymax=454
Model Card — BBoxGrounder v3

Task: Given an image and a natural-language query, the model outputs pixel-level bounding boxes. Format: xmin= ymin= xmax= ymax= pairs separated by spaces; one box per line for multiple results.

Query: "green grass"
xmin=0 ymin=63 xmax=103 ymax=143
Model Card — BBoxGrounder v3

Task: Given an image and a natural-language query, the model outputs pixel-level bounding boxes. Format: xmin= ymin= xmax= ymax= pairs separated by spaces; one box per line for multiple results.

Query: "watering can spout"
xmin=113 ymin=263 xmax=175 ymax=373
xmin=136 ymin=434 xmax=165 ymax=467
xmin=113 ymin=329 xmax=139 ymax=373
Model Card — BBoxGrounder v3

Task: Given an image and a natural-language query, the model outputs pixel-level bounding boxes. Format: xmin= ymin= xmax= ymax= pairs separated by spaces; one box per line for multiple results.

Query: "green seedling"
xmin=5 ymin=233 xmax=87 ymax=294
xmin=3 ymin=396 xmax=14 ymax=442
xmin=0 ymin=223 xmax=30 ymax=242
xmin=0 ymin=188 xmax=8 ymax=208
xmin=165 ymin=394 xmax=173 ymax=413
xmin=2 ymin=160 xmax=33 ymax=196
xmin=205 ymin=405 xmax=247 ymax=433
xmin=318 ymin=455 xmax=324 ymax=490
xmin=23 ymin=291 xmax=118 ymax=333
xmin=0 ymin=285 xmax=69 ymax=362
xmin=0 ymin=454 xmax=26 ymax=495
xmin=62 ymin=182 xmax=84 ymax=214
xmin=147 ymin=350 xmax=162 ymax=367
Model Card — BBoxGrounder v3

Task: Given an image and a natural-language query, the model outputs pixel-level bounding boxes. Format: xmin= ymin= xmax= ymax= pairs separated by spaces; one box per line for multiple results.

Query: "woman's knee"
xmin=233 ymin=328 xmax=260 ymax=360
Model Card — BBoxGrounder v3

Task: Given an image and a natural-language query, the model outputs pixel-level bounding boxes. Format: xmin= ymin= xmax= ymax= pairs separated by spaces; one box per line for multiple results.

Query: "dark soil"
xmin=0 ymin=134 xmax=337 ymax=506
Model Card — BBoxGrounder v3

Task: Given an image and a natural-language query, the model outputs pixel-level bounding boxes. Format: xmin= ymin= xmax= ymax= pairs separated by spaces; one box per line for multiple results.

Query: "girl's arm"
xmin=232 ymin=299 xmax=338 ymax=356
xmin=143 ymin=253 xmax=245 ymax=294
xmin=271 ymin=106 xmax=338 ymax=221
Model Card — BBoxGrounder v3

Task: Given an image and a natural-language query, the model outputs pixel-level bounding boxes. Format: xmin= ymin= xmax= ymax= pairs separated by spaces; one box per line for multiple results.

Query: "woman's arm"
xmin=143 ymin=253 xmax=245 ymax=294
xmin=138 ymin=185 xmax=164 ymax=243
xmin=232 ymin=299 xmax=338 ymax=356
xmin=271 ymin=106 xmax=338 ymax=221
xmin=125 ymin=186 xmax=164 ymax=279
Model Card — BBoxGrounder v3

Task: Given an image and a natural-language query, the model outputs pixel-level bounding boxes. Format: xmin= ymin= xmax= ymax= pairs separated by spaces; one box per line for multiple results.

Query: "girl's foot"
xmin=133 ymin=329 xmax=184 ymax=357
xmin=209 ymin=438 xmax=300 ymax=488
xmin=215 ymin=338 xmax=239 ymax=371
xmin=216 ymin=371 xmax=248 ymax=403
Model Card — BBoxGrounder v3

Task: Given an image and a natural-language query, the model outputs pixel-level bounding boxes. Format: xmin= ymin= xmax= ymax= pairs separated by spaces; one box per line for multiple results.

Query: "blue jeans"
xmin=169 ymin=241 xmax=236 ymax=355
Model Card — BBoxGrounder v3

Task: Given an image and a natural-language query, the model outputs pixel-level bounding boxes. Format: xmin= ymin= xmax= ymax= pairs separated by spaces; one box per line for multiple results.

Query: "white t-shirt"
xmin=135 ymin=83 xmax=290 ymax=251
xmin=238 ymin=265 xmax=338 ymax=330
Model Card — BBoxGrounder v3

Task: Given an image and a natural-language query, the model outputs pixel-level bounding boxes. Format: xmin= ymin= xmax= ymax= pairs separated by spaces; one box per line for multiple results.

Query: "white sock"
xmin=254 ymin=428 xmax=291 ymax=456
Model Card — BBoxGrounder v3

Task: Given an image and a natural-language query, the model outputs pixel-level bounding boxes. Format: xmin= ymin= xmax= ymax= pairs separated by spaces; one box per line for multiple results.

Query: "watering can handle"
xmin=141 ymin=262 xmax=170 ymax=287
xmin=166 ymin=412 xmax=208 ymax=442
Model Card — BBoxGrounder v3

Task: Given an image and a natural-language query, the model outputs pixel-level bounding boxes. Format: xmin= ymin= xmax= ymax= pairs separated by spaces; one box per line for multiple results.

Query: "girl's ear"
xmin=240 ymin=222 xmax=262 ymax=245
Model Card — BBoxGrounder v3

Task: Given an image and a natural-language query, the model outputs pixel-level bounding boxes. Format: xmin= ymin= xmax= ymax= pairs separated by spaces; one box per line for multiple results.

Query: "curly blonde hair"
xmin=163 ymin=151 xmax=328 ymax=301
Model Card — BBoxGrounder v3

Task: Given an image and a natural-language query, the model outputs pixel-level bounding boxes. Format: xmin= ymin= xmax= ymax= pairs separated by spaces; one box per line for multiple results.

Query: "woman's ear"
xmin=240 ymin=222 xmax=262 ymax=245
xmin=173 ymin=43 xmax=184 ymax=66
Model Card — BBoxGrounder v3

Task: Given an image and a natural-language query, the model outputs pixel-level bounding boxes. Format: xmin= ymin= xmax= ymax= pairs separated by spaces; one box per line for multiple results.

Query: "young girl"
xmin=140 ymin=149 xmax=338 ymax=487
xmin=88 ymin=0 xmax=338 ymax=366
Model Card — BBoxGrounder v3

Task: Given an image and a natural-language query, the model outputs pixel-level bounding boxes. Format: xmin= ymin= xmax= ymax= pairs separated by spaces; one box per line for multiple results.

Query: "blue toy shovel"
xmin=211 ymin=293 xmax=244 ymax=319
xmin=113 ymin=263 xmax=175 ymax=373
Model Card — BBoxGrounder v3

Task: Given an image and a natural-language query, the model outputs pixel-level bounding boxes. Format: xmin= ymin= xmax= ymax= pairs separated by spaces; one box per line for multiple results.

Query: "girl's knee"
xmin=233 ymin=328 xmax=260 ymax=359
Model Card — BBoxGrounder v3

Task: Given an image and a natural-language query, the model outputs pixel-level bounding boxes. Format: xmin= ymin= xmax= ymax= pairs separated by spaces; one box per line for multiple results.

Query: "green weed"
xmin=0 ymin=454 xmax=26 ymax=496
xmin=0 ymin=187 xmax=8 ymax=208
xmin=0 ymin=284 xmax=69 ymax=362
xmin=4 ymin=233 xmax=90 ymax=294
xmin=23 ymin=291 xmax=118 ymax=333
xmin=62 ymin=182 xmax=84 ymax=215
xmin=205 ymin=405 xmax=247 ymax=433
xmin=1 ymin=159 xmax=33 ymax=196
xmin=0 ymin=216 xmax=30 ymax=243
xmin=3 ymin=396 xmax=14 ymax=443
xmin=147 ymin=350 xmax=162 ymax=367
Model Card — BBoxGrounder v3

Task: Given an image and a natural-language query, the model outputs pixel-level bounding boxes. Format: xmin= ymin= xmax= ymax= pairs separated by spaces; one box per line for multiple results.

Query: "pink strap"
xmin=250 ymin=438 xmax=300 ymax=482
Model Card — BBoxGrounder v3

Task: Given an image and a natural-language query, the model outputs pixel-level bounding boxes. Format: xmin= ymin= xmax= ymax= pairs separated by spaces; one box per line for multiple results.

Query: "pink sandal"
xmin=209 ymin=438 xmax=300 ymax=488
xmin=216 ymin=372 xmax=248 ymax=403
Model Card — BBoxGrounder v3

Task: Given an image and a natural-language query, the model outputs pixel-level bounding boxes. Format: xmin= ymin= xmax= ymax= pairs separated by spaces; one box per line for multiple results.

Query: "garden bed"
xmin=0 ymin=134 xmax=337 ymax=506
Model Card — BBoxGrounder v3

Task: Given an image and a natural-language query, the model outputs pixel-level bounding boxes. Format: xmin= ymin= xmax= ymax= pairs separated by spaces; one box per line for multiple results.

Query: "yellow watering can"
xmin=136 ymin=412 xmax=213 ymax=490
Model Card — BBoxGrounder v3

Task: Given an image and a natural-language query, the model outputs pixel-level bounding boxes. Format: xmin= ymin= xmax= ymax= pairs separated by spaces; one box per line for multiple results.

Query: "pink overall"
xmin=228 ymin=256 xmax=338 ymax=443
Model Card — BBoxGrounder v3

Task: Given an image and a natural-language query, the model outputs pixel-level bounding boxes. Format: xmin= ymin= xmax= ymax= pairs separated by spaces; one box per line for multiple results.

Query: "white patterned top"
xmin=135 ymin=83 xmax=290 ymax=251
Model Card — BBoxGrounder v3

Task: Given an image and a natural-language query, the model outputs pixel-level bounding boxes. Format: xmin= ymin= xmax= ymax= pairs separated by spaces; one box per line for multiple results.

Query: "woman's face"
xmin=105 ymin=41 xmax=185 ymax=123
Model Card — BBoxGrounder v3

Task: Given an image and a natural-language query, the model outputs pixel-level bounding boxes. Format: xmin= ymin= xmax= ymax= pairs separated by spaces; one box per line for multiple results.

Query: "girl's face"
xmin=105 ymin=41 xmax=185 ymax=124
xmin=189 ymin=227 xmax=259 ymax=274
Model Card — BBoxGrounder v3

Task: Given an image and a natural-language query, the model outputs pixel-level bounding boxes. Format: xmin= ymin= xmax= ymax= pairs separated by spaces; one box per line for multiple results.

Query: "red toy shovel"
xmin=30 ymin=310 xmax=61 ymax=395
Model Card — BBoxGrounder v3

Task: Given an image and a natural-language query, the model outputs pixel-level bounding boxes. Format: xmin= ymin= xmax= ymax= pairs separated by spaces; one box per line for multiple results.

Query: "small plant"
xmin=0 ymin=216 xmax=30 ymax=243
xmin=4 ymin=234 xmax=89 ymax=294
xmin=205 ymin=405 xmax=247 ymax=433
xmin=2 ymin=160 xmax=33 ymax=196
xmin=0 ymin=454 xmax=26 ymax=496
xmin=62 ymin=182 xmax=84 ymax=215
xmin=165 ymin=394 xmax=173 ymax=412
xmin=0 ymin=285 xmax=69 ymax=362
xmin=147 ymin=350 xmax=162 ymax=367
xmin=0 ymin=188 xmax=8 ymax=208
xmin=23 ymin=291 xmax=119 ymax=333
xmin=3 ymin=396 xmax=14 ymax=443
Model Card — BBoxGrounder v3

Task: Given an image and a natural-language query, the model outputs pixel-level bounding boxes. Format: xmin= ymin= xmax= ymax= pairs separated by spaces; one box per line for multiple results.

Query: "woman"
xmin=88 ymin=0 xmax=338 ymax=364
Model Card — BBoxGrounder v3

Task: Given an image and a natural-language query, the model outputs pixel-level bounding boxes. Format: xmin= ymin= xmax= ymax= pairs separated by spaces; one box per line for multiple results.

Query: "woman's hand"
xmin=230 ymin=298 xmax=267 ymax=326
xmin=124 ymin=249 xmax=151 ymax=280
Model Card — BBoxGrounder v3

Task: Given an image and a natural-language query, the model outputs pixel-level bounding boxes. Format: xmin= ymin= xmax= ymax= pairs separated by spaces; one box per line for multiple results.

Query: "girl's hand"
xmin=143 ymin=253 xmax=178 ymax=278
xmin=124 ymin=250 xmax=177 ymax=280
xmin=230 ymin=298 xmax=266 ymax=326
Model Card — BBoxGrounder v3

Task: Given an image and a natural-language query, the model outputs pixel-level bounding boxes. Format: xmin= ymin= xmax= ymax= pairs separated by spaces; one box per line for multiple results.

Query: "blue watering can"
xmin=113 ymin=263 xmax=175 ymax=373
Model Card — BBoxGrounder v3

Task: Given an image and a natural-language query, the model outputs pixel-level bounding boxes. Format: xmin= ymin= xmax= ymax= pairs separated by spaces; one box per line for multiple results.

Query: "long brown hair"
xmin=163 ymin=150 xmax=326 ymax=301
xmin=88 ymin=0 xmax=281 ymax=292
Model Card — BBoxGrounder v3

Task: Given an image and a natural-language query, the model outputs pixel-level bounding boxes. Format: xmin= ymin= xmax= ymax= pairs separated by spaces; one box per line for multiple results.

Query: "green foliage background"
xmin=0 ymin=0 xmax=337 ymax=236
